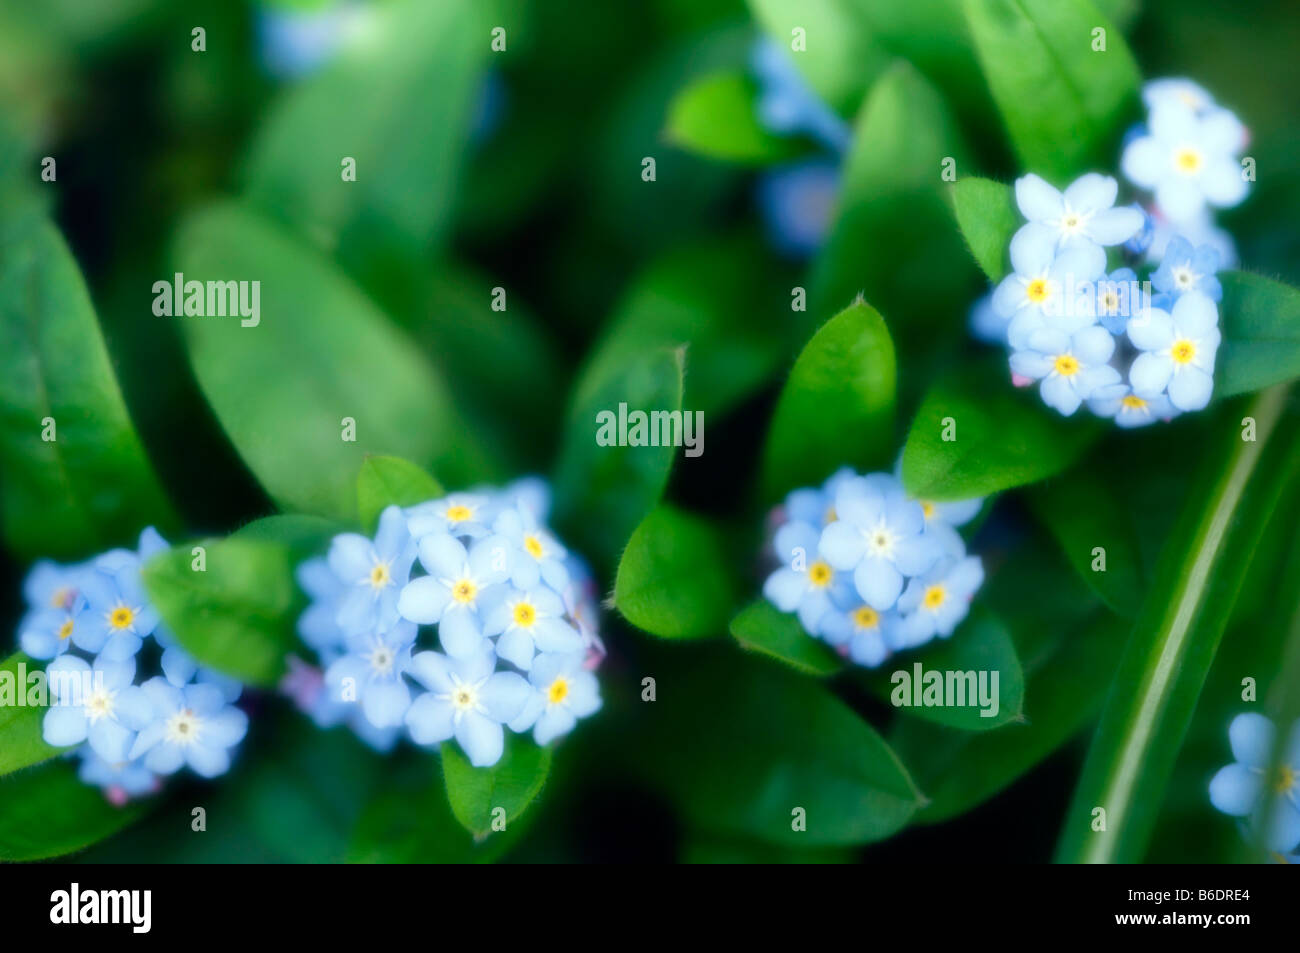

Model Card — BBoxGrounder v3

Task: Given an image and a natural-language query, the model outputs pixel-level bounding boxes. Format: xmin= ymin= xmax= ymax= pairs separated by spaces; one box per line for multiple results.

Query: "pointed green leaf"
xmin=949 ymin=177 xmax=1018 ymax=282
xmin=665 ymin=71 xmax=807 ymax=164
xmin=729 ymin=600 xmax=842 ymax=676
xmin=1218 ymin=271 xmax=1300 ymax=398
xmin=356 ymin=455 xmax=444 ymax=535
xmin=440 ymin=735 xmax=552 ymax=839
xmin=142 ymin=537 xmax=298 ymax=686
xmin=615 ymin=506 xmax=734 ymax=639
xmin=0 ymin=761 xmax=148 ymax=861
xmin=761 ymin=299 xmax=896 ymax=501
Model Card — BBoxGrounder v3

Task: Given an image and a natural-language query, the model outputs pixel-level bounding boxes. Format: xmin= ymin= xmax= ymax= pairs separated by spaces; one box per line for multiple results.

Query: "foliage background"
xmin=0 ymin=0 xmax=1298 ymax=862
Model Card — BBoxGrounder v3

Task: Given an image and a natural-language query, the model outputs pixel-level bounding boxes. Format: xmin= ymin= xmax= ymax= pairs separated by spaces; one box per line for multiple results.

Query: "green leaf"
xmin=664 ymin=71 xmax=807 ymax=164
xmin=1027 ymin=461 xmax=1147 ymax=616
xmin=614 ymin=506 xmax=734 ymax=639
xmin=963 ymin=0 xmax=1140 ymax=180
xmin=0 ymin=210 xmax=173 ymax=559
xmin=171 ymin=200 xmax=489 ymax=521
xmin=861 ymin=609 xmax=1025 ymax=730
xmin=644 ymin=650 xmax=925 ymax=846
xmin=1056 ymin=385 xmax=1300 ymax=862
xmin=242 ymin=0 xmax=488 ymax=274
xmin=729 ymin=600 xmax=842 ymax=676
xmin=949 ymin=177 xmax=1018 ymax=282
xmin=901 ymin=358 xmax=1102 ymax=500
xmin=356 ymin=455 xmax=444 ymax=535
xmin=1218 ymin=271 xmax=1300 ymax=398
xmin=552 ymin=346 xmax=686 ymax=567
xmin=232 ymin=514 xmax=343 ymax=562
xmin=0 ymin=760 xmax=148 ymax=861
xmin=761 ymin=299 xmax=896 ymax=501
xmin=142 ymin=537 xmax=298 ymax=686
xmin=0 ymin=652 xmax=57 ymax=775
xmin=810 ymin=62 xmax=973 ymax=325
xmin=440 ymin=735 xmax=553 ymax=839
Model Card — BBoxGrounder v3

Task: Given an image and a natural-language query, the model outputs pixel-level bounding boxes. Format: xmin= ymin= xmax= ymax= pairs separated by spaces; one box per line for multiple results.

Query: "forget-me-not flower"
xmin=492 ymin=504 xmax=569 ymax=593
xmin=1092 ymin=267 xmax=1141 ymax=335
xmin=43 ymin=655 xmax=150 ymax=763
xmin=894 ymin=556 xmax=985 ymax=647
xmin=1087 ymin=383 xmax=1177 ymax=429
xmin=508 ymin=650 xmax=603 ymax=746
xmin=482 ymin=585 xmax=582 ymax=671
xmin=1152 ymin=236 xmax=1222 ymax=301
xmin=1010 ymin=173 xmax=1144 ymax=261
xmin=128 ymin=677 xmax=249 ymax=779
xmin=327 ymin=504 xmax=416 ymax=636
xmin=405 ymin=493 xmax=495 ymax=540
xmin=1009 ymin=325 xmax=1121 ymax=416
xmin=993 ymin=241 xmax=1105 ymax=350
xmin=819 ymin=604 xmax=896 ymax=668
xmin=294 ymin=556 xmax=347 ymax=653
xmin=397 ymin=533 xmax=509 ymax=658
xmin=77 ymin=748 xmax=159 ymax=803
xmin=763 ymin=519 xmax=854 ymax=633
xmin=324 ymin=620 xmax=417 ymax=729
xmin=751 ymin=38 xmax=851 ymax=153
xmin=1209 ymin=713 xmax=1300 ymax=856
xmin=405 ymin=647 xmax=530 ymax=767
xmin=1127 ymin=291 xmax=1220 ymax=412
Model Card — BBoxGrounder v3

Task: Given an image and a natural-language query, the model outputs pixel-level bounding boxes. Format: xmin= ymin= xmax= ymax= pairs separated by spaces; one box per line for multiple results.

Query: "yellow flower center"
xmin=166 ymin=708 xmax=200 ymax=745
xmin=548 ymin=678 xmax=569 ymax=705
xmin=1026 ymin=278 xmax=1050 ymax=303
xmin=1121 ymin=394 xmax=1148 ymax=409
xmin=1053 ymin=354 xmax=1080 ymax=377
xmin=1171 ymin=339 xmax=1196 ymax=364
xmin=1274 ymin=765 xmax=1297 ymax=795
xmin=853 ymin=606 xmax=879 ymax=630
xmin=512 ymin=602 xmax=537 ymax=628
xmin=1062 ymin=213 xmax=1081 ymax=230
xmin=524 ymin=534 xmax=545 ymax=559
xmin=823 ymin=506 xmax=837 ymax=525
xmin=923 ymin=585 xmax=947 ymax=610
xmin=1101 ymin=291 xmax=1120 ymax=312
xmin=58 ymin=618 xmax=75 ymax=640
xmin=808 ymin=561 xmax=833 ymax=588
xmin=369 ymin=562 xmax=391 ymax=589
xmin=109 ymin=606 xmax=135 ymax=630
xmin=85 ymin=689 xmax=114 ymax=722
xmin=445 ymin=504 xmax=473 ymax=523
xmin=1175 ymin=147 xmax=1203 ymax=173
xmin=452 ymin=686 xmax=476 ymax=710
xmin=452 ymin=579 xmax=477 ymax=604
xmin=920 ymin=501 xmax=935 ymax=520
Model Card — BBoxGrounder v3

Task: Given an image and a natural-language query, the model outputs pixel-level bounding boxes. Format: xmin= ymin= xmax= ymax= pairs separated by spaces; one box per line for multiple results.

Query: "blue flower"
xmin=77 ymin=748 xmax=159 ymax=802
xmin=1092 ymin=267 xmax=1142 ymax=335
xmin=405 ymin=493 xmax=496 ymax=539
xmin=19 ymin=600 xmax=97 ymax=660
xmin=757 ymin=159 xmax=841 ymax=259
xmin=1122 ymin=204 xmax=1155 ymax=256
xmin=1009 ymin=325 xmax=1121 ymax=416
xmin=397 ymin=533 xmax=509 ymax=658
xmin=763 ymin=520 xmax=854 ymax=632
xmin=323 ymin=620 xmax=417 ymax=729
xmin=405 ymin=647 xmax=531 ymax=767
xmin=819 ymin=604 xmax=896 ymax=668
xmin=128 ymin=678 xmax=249 ymax=779
xmin=326 ymin=504 xmax=416 ymax=635
xmin=508 ymin=650 xmax=602 ymax=745
xmin=295 ymin=556 xmax=347 ymax=652
xmin=993 ymin=241 xmax=1105 ymax=350
xmin=1011 ymin=173 xmax=1144 ymax=262
xmin=1209 ymin=713 xmax=1300 ymax=855
xmin=1152 ymin=236 xmax=1222 ymax=301
xmin=23 ymin=558 xmax=89 ymax=612
xmin=894 ymin=556 xmax=985 ymax=647
xmin=158 ymin=642 xmax=243 ymax=703
xmin=819 ymin=474 xmax=941 ymax=611
xmin=1142 ymin=78 xmax=1220 ymax=118
xmin=969 ymin=291 xmax=1009 ymax=346
xmin=1145 ymin=206 xmax=1238 ymax=268
xmin=482 ymin=585 xmax=582 ymax=671
xmin=750 ymin=38 xmax=850 ymax=153
xmin=43 ymin=655 xmax=150 ymax=763
xmin=1122 ymin=100 xmax=1248 ymax=223
xmin=1086 ymin=383 xmax=1177 ymax=429
xmin=1127 ymin=292 xmax=1220 ymax=412
xmin=491 ymin=503 xmax=569 ymax=593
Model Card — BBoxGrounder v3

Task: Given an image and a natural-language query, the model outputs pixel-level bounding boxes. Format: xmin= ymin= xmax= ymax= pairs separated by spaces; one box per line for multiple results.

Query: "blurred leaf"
xmin=901 ymin=358 xmax=1101 ymax=500
xmin=1028 ymin=462 xmax=1147 ymax=617
xmin=615 ymin=506 xmax=734 ymax=639
xmin=861 ymin=609 xmax=1025 ymax=730
xmin=243 ymin=0 xmax=488 ymax=279
xmin=0 ymin=652 xmax=57 ymax=776
xmin=761 ymin=299 xmax=896 ymax=501
xmin=664 ymin=70 xmax=807 ymax=164
xmin=1218 ymin=271 xmax=1300 ymax=398
xmin=232 ymin=514 xmax=343 ymax=563
xmin=949 ymin=177 xmax=1017 ymax=282
xmin=552 ymin=347 xmax=686 ymax=567
xmin=963 ymin=0 xmax=1140 ymax=180
xmin=0 ymin=761 xmax=147 ymax=861
xmin=810 ymin=62 xmax=973 ymax=325
xmin=730 ymin=599 xmax=842 ymax=676
xmin=0 ymin=211 xmax=173 ymax=559
xmin=1056 ymin=385 xmax=1300 ymax=862
xmin=142 ymin=538 xmax=297 ymax=687
xmin=895 ymin=612 xmax=1128 ymax=823
xmin=172 ymin=200 xmax=490 ymax=521
xmin=646 ymin=651 xmax=924 ymax=846
xmin=441 ymin=736 xmax=552 ymax=839
xmin=356 ymin=455 xmax=443 ymax=535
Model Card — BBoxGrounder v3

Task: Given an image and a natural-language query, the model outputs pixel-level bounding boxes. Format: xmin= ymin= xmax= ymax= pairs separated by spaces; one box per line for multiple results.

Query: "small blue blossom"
xmin=1209 ymin=713 xmax=1300 ymax=856
xmin=819 ymin=474 xmax=941 ymax=611
xmin=1009 ymin=325 xmax=1121 ymax=416
xmin=763 ymin=520 xmax=855 ymax=633
xmin=397 ymin=533 xmax=509 ymax=658
xmin=405 ymin=492 xmax=496 ymax=539
xmin=969 ymin=291 xmax=1009 ymax=346
xmin=894 ymin=556 xmax=985 ymax=648
xmin=326 ymin=504 xmax=416 ymax=635
xmin=1122 ymin=100 xmax=1249 ymax=224
xmin=1092 ymin=267 xmax=1142 ymax=335
xmin=77 ymin=748 xmax=160 ymax=802
xmin=750 ymin=38 xmax=851 ymax=153
xmin=294 ymin=556 xmax=347 ymax=653
xmin=1127 ymin=291 xmax=1220 ymax=412
xmin=757 ymin=158 xmax=841 ymax=259
xmin=405 ymin=646 xmax=531 ymax=767
xmin=482 ymin=585 xmax=582 ymax=671
xmin=324 ymin=620 xmax=417 ymax=729
xmin=492 ymin=504 xmax=569 ymax=593
xmin=1010 ymin=172 xmax=1144 ymax=262
xmin=1121 ymin=203 xmax=1154 ymax=256
xmin=19 ymin=599 xmax=97 ymax=660
xmin=43 ymin=655 xmax=150 ymax=763
xmin=993 ymin=241 xmax=1105 ymax=350
xmin=508 ymin=650 xmax=602 ymax=746
xmin=159 ymin=643 xmax=244 ymax=703
xmin=819 ymin=604 xmax=897 ymax=668
xmin=1152 ymin=236 xmax=1222 ymax=301
xmin=128 ymin=678 xmax=249 ymax=779
xmin=1146 ymin=206 xmax=1238 ymax=268
xmin=1086 ymin=383 xmax=1177 ymax=429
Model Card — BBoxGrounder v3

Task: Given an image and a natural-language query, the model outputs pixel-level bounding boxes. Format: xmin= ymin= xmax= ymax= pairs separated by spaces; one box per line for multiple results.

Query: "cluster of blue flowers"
xmin=971 ymin=78 xmax=1249 ymax=427
xmin=762 ymin=467 xmax=985 ymax=667
xmin=1209 ymin=713 xmax=1300 ymax=863
xmin=17 ymin=529 xmax=247 ymax=804
xmin=287 ymin=479 xmax=604 ymax=768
